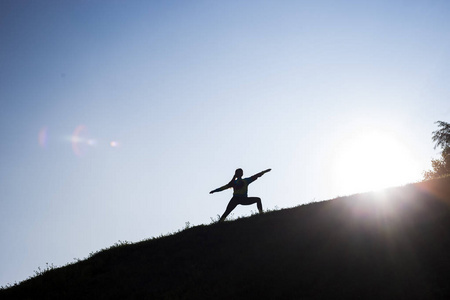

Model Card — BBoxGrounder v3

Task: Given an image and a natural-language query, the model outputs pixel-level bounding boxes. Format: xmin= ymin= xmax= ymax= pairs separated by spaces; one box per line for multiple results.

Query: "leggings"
xmin=220 ymin=195 xmax=263 ymax=222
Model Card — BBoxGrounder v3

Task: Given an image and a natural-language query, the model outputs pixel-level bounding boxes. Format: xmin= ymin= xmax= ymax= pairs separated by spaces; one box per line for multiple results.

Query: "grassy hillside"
xmin=2 ymin=177 xmax=450 ymax=299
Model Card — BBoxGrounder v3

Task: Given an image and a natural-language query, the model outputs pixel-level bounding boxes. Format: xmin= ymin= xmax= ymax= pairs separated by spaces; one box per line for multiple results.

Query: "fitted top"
xmin=216 ymin=176 xmax=257 ymax=196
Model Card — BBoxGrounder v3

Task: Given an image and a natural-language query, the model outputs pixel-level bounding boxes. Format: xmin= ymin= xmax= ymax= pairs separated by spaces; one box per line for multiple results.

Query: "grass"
xmin=1 ymin=177 xmax=450 ymax=299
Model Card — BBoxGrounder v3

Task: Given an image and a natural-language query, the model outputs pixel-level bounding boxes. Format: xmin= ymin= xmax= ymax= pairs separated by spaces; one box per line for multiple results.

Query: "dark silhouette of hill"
xmin=2 ymin=177 xmax=450 ymax=299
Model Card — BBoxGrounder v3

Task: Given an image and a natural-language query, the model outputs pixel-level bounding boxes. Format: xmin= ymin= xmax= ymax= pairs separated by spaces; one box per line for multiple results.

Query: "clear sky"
xmin=1 ymin=0 xmax=449 ymax=286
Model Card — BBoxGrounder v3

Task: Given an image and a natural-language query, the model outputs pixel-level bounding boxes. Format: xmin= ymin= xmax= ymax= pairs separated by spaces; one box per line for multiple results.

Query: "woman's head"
xmin=235 ymin=168 xmax=243 ymax=178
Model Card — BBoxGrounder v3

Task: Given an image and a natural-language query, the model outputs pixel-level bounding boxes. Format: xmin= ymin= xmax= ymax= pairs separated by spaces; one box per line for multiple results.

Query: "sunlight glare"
xmin=330 ymin=130 xmax=420 ymax=196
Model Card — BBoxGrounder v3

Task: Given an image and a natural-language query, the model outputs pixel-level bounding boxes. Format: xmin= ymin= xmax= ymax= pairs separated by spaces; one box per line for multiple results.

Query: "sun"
xmin=329 ymin=130 xmax=420 ymax=196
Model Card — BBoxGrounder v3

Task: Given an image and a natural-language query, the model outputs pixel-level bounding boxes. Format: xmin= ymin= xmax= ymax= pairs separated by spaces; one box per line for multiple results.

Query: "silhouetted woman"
xmin=210 ymin=168 xmax=271 ymax=222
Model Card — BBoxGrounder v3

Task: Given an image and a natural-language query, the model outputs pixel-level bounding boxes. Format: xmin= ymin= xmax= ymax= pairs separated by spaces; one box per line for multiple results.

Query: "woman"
xmin=210 ymin=168 xmax=271 ymax=222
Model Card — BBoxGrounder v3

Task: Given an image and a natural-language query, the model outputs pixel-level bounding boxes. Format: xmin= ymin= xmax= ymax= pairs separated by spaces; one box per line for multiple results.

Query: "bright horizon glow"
xmin=330 ymin=130 xmax=421 ymax=195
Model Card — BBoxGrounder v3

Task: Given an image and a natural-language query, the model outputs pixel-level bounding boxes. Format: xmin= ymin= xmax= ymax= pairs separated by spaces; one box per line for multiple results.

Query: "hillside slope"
xmin=2 ymin=177 xmax=450 ymax=299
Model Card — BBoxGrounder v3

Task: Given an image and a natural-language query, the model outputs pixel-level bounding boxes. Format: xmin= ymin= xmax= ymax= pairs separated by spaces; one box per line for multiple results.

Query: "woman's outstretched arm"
xmin=251 ymin=169 xmax=271 ymax=180
xmin=210 ymin=173 xmax=236 ymax=194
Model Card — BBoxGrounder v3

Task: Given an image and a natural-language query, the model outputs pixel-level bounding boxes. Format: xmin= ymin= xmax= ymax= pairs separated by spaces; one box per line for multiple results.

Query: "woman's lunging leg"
xmin=219 ymin=197 xmax=238 ymax=222
xmin=241 ymin=197 xmax=263 ymax=213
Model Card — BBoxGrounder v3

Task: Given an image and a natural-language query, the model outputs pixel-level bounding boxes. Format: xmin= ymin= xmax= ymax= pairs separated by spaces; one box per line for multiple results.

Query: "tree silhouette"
xmin=424 ymin=121 xmax=450 ymax=180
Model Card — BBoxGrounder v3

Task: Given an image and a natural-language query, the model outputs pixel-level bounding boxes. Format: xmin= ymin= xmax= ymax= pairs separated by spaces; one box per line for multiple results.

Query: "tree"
xmin=424 ymin=121 xmax=450 ymax=180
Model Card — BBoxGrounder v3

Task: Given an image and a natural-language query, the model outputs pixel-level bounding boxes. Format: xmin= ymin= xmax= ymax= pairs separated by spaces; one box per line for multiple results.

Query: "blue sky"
xmin=1 ymin=0 xmax=450 ymax=286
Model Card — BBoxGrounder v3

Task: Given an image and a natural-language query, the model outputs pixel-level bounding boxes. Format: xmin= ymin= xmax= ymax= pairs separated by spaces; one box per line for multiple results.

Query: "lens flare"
xmin=110 ymin=141 xmax=120 ymax=148
xmin=66 ymin=125 xmax=105 ymax=156
xmin=38 ymin=127 xmax=48 ymax=148
xmin=71 ymin=125 xmax=89 ymax=156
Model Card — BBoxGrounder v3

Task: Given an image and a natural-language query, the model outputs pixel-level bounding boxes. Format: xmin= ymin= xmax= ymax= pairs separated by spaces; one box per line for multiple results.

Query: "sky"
xmin=1 ymin=0 xmax=450 ymax=286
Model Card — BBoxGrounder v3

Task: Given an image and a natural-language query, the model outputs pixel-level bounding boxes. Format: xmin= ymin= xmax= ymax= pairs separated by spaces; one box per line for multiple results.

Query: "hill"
xmin=2 ymin=177 xmax=450 ymax=299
